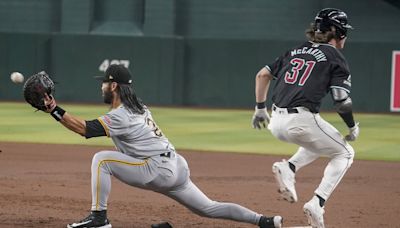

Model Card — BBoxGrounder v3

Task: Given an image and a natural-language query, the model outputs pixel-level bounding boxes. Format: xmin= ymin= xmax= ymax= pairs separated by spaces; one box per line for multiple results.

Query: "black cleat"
xmin=151 ymin=222 xmax=173 ymax=228
xmin=67 ymin=210 xmax=111 ymax=228
xmin=259 ymin=215 xmax=283 ymax=228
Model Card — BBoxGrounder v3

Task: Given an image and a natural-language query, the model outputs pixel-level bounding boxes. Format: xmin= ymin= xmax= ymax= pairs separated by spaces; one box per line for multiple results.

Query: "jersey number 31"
xmin=284 ymin=58 xmax=316 ymax=86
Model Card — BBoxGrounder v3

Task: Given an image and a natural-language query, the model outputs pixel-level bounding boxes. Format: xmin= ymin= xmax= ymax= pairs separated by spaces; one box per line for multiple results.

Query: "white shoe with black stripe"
xmin=303 ymin=196 xmax=325 ymax=228
xmin=272 ymin=159 xmax=298 ymax=203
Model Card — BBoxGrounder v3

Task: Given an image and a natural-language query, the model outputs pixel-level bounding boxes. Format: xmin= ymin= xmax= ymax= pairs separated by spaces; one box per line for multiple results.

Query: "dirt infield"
xmin=0 ymin=142 xmax=399 ymax=228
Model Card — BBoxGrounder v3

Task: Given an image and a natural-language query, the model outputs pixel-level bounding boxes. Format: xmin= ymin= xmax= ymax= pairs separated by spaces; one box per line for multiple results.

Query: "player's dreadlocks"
xmin=117 ymin=84 xmax=145 ymax=114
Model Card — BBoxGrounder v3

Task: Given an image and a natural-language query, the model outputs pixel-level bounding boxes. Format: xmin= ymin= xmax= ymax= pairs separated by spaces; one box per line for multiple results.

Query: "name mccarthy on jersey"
xmin=291 ymin=47 xmax=327 ymax=62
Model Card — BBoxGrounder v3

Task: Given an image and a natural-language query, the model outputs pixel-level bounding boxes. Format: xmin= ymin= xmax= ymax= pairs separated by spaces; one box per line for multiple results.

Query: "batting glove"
xmin=252 ymin=106 xmax=270 ymax=130
xmin=344 ymin=122 xmax=360 ymax=141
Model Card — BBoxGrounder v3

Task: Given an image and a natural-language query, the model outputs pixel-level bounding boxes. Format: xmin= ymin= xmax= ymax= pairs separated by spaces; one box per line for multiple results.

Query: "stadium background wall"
xmin=0 ymin=0 xmax=399 ymax=112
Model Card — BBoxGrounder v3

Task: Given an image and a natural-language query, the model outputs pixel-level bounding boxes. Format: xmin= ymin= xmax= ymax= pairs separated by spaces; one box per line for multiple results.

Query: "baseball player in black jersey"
xmin=252 ymin=8 xmax=359 ymax=228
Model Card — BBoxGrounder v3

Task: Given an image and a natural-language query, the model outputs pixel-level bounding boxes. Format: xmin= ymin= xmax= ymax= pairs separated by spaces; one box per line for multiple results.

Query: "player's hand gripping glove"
xmin=252 ymin=107 xmax=270 ymax=129
xmin=344 ymin=122 xmax=360 ymax=141
xmin=43 ymin=93 xmax=57 ymax=113
xmin=23 ymin=71 xmax=55 ymax=112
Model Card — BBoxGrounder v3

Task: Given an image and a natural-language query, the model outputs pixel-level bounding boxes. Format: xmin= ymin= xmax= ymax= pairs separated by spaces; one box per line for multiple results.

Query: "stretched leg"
xmin=167 ymin=179 xmax=260 ymax=224
xmin=163 ymin=155 xmax=282 ymax=227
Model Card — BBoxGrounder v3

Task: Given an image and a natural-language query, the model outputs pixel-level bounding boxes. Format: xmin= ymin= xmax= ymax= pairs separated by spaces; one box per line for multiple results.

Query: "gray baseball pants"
xmin=90 ymin=151 xmax=262 ymax=225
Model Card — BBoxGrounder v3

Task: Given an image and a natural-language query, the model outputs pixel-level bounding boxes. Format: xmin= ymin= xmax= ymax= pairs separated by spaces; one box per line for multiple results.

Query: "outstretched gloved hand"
xmin=23 ymin=71 xmax=55 ymax=112
xmin=252 ymin=107 xmax=270 ymax=129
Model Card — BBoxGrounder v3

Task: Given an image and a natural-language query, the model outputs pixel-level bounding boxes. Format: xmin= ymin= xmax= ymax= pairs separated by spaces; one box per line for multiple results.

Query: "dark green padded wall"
xmin=91 ymin=0 xmax=144 ymax=35
xmin=0 ymin=0 xmax=61 ymax=33
xmin=49 ymin=35 xmax=183 ymax=104
xmin=0 ymin=0 xmax=399 ymax=112
xmin=61 ymin=0 xmax=93 ymax=33
xmin=175 ymin=0 xmax=320 ymax=39
xmin=0 ymin=33 xmax=51 ymax=100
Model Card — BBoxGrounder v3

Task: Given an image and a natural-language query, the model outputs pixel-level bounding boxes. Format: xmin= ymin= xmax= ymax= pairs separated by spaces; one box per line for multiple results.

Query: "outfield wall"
xmin=0 ymin=0 xmax=399 ymax=112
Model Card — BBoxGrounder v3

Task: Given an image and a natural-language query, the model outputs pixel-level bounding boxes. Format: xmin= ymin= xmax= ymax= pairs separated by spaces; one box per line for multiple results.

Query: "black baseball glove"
xmin=23 ymin=71 xmax=55 ymax=111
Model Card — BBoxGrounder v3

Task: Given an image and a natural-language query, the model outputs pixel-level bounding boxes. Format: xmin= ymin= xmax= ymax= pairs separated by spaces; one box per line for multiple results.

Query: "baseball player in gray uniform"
xmin=251 ymin=8 xmax=359 ymax=228
xmin=41 ymin=64 xmax=283 ymax=228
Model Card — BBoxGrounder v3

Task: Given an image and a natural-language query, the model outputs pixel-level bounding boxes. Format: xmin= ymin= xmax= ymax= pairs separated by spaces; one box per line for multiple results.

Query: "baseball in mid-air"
xmin=10 ymin=72 xmax=24 ymax=84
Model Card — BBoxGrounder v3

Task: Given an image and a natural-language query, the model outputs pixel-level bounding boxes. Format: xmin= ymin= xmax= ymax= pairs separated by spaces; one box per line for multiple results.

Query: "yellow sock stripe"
xmin=95 ymin=159 xmax=148 ymax=210
xmin=97 ymin=117 xmax=110 ymax=137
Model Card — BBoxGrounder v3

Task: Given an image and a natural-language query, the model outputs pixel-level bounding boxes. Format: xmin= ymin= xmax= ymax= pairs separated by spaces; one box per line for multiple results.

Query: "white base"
xmin=284 ymin=226 xmax=312 ymax=228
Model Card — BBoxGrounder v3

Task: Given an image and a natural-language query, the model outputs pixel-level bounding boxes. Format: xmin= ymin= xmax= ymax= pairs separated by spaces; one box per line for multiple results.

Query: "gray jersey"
xmin=98 ymin=105 xmax=175 ymax=158
xmin=90 ymin=105 xmax=267 ymax=226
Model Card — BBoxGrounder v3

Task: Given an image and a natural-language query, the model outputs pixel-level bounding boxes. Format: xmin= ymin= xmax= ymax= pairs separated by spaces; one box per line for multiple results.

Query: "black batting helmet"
xmin=314 ymin=8 xmax=353 ymax=39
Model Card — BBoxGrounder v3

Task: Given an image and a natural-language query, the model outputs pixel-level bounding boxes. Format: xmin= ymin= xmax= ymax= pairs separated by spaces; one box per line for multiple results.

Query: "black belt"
xmin=272 ymin=106 xmax=299 ymax=114
xmin=160 ymin=152 xmax=171 ymax=158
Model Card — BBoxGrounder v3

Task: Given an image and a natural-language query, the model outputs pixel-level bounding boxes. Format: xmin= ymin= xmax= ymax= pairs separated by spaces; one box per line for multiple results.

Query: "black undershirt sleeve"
xmin=85 ymin=119 xmax=107 ymax=138
xmin=338 ymin=111 xmax=355 ymax=128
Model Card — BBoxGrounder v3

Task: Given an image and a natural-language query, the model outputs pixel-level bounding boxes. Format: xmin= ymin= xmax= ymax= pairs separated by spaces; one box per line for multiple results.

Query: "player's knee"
xmin=337 ymin=144 xmax=354 ymax=160
xmin=335 ymin=146 xmax=354 ymax=168
xmin=348 ymin=148 xmax=355 ymax=167
xmin=346 ymin=145 xmax=355 ymax=161
xmin=91 ymin=151 xmax=111 ymax=170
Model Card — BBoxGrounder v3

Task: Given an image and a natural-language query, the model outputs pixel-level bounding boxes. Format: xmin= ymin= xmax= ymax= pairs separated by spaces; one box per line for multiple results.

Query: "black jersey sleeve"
xmin=85 ymin=119 xmax=107 ymax=138
xmin=329 ymin=55 xmax=351 ymax=93
xmin=266 ymin=55 xmax=285 ymax=79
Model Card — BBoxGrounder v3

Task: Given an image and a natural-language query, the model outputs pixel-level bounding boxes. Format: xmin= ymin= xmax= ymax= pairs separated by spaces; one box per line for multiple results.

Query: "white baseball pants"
xmin=269 ymin=106 xmax=354 ymax=200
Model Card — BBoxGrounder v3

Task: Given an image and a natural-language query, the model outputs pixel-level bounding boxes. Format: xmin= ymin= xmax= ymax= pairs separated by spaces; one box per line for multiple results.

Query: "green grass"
xmin=1 ymin=102 xmax=399 ymax=161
